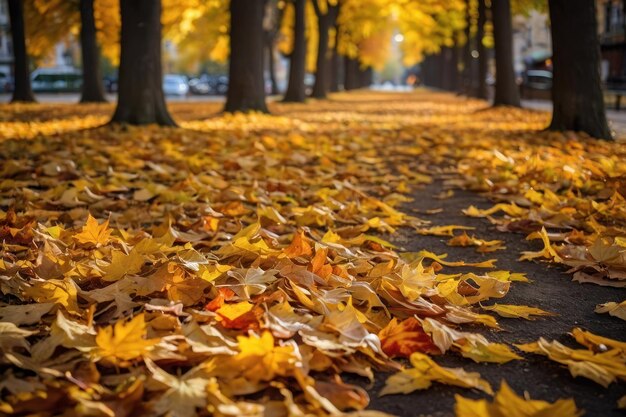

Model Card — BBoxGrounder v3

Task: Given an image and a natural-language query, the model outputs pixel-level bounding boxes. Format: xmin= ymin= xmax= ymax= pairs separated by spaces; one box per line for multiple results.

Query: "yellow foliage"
xmin=454 ymin=381 xmax=582 ymax=417
xmin=93 ymin=314 xmax=158 ymax=365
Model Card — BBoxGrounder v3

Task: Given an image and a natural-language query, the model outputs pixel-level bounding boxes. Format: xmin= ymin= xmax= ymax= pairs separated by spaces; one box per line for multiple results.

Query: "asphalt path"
xmin=352 ymin=181 xmax=625 ymax=417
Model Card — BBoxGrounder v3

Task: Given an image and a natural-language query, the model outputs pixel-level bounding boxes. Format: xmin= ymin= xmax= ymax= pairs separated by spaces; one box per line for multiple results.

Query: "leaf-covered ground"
xmin=0 ymin=91 xmax=625 ymax=417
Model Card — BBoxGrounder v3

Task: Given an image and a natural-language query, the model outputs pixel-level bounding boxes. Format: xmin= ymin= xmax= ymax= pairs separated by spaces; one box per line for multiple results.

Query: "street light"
xmin=394 ymin=33 xmax=404 ymax=43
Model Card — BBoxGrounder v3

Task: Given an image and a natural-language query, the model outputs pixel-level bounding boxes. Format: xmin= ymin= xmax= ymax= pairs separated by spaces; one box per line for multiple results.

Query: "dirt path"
xmin=352 ymin=180 xmax=625 ymax=417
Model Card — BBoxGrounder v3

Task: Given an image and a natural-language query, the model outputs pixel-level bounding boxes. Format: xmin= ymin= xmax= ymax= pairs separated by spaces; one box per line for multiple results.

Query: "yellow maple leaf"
xmin=570 ymin=328 xmax=626 ymax=353
xmin=517 ymin=337 xmax=626 ymax=387
xmin=102 ymin=248 xmax=144 ymax=281
xmin=454 ymin=381 xmax=583 ymax=417
xmin=456 ymin=339 xmax=522 ymax=364
xmin=519 ymin=227 xmax=563 ymax=263
xmin=418 ymin=225 xmax=474 ymax=237
xmin=415 ymin=250 xmax=497 ymax=268
xmin=215 ymin=301 xmax=254 ymax=321
xmin=232 ymin=331 xmax=297 ymax=381
xmin=22 ymin=278 xmax=80 ymax=314
xmin=462 ymin=203 xmax=526 ymax=218
xmin=380 ymin=352 xmax=493 ymax=396
xmin=481 ymin=303 xmax=555 ymax=320
xmin=74 ymin=214 xmax=112 ymax=246
xmin=93 ymin=314 xmax=158 ymax=366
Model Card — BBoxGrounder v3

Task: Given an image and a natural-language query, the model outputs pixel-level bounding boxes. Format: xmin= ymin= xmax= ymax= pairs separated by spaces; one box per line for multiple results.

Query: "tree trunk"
xmin=79 ymin=0 xmax=106 ymax=103
xmin=426 ymin=53 xmax=444 ymax=89
xmin=8 ymin=0 xmax=35 ymax=103
xmin=311 ymin=6 xmax=331 ymax=98
xmin=358 ymin=66 xmax=372 ymax=88
xmin=462 ymin=0 xmax=473 ymax=95
xmin=492 ymin=0 xmax=520 ymax=107
xmin=111 ymin=0 xmax=174 ymax=125
xmin=475 ymin=0 xmax=488 ymax=99
xmin=283 ymin=0 xmax=307 ymax=102
xmin=225 ymin=0 xmax=268 ymax=113
xmin=442 ymin=47 xmax=459 ymax=91
xmin=344 ymin=57 xmax=359 ymax=90
xmin=454 ymin=43 xmax=463 ymax=92
xmin=548 ymin=0 xmax=611 ymax=139
xmin=329 ymin=26 xmax=341 ymax=92
xmin=421 ymin=55 xmax=434 ymax=87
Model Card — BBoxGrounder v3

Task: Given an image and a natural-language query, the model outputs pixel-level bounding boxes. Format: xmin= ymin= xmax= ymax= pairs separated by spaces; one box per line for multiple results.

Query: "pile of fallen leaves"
xmin=0 ymin=91 xmax=624 ymax=416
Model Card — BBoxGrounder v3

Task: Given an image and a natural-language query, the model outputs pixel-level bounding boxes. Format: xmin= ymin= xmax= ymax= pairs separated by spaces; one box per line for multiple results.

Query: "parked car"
xmin=189 ymin=76 xmax=211 ymax=95
xmin=104 ymin=76 xmax=118 ymax=93
xmin=31 ymin=67 xmax=82 ymax=92
xmin=163 ymin=74 xmax=189 ymax=96
xmin=520 ymin=70 xmax=552 ymax=100
xmin=213 ymin=75 xmax=228 ymax=95
xmin=0 ymin=72 xmax=13 ymax=92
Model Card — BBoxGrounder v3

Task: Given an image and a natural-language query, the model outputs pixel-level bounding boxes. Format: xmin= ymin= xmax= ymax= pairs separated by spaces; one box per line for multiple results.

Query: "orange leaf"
xmin=74 ymin=214 xmax=111 ymax=246
xmin=205 ymin=288 xmax=236 ymax=311
xmin=284 ymin=230 xmax=313 ymax=258
xmin=309 ymin=247 xmax=333 ymax=280
xmin=216 ymin=302 xmax=263 ymax=331
xmin=379 ymin=317 xmax=440 ymax=358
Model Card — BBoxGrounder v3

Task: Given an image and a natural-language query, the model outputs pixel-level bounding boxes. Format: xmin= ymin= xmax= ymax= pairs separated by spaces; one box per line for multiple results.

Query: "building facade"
xmin=0 ymin=0 xmax=12 ymax=78
xmin=512 ymin=11 xmax=552 ymax=73
xmin=597 ymin=0 xmax=626 ymax=82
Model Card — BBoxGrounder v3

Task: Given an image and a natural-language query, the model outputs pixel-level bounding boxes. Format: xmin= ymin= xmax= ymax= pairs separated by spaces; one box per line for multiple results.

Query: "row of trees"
xmin=6 ymin=0 xmax=613 ymax=140
xmin=417 ymin=0 xmax=611 ymax=140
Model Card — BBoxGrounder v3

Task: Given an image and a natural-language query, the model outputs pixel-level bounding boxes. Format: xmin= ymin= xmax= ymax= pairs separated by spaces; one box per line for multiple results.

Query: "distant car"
xmin=520 ymin=70 xmax=552 ymax=100
xmin=31 ymin=67 xmax=82 ymax=92
xmin=189 ymin=77 xmax=211 ymax=95
xmin=163 ymin=74 xmax=189 ymax=96
xmin=214 ymin=75 xmax=228 ymax=95
xmin=104 ymin=76 xmax=118 ymax=93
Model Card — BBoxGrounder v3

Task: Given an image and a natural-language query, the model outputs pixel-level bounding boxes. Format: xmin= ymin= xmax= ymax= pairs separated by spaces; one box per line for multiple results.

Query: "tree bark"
xmin=329 ymin=26 xmax=342 ymax=92
xmin=111 ymin=0 xmax=174 ymax=125
xmin=421 ymin=55 xmax=434 ymax=87
xmin=442 ymin=47 xmax=459 ymax=91
xmin=474 ymin=0 xmax=488 ymax=99
xmin=424 ymin=53 xmax=444 ymax=89
xmin=283 ymin=0 xmax=307 ymax=102
xmin=8 ymin=0 xmax=35 ymax=103
xmin=492 ymin=0 xmax=520 ymax=107
xmin=358 ymin=66 xmax=372 ymax=88
xmin=311 ymin=1 xmax=338 ymax=99
xmin=461 ymin=0 xmax=473 ymax=95
xmin=79 ymin=0 xmax=106 ymax=103
xmin=224 ymin=0 xmax=268 ymax=113
xmin=548 ymin=0 xmax=611 ymax=139
xmin=344 ymin=57 xmax=359 ymax=90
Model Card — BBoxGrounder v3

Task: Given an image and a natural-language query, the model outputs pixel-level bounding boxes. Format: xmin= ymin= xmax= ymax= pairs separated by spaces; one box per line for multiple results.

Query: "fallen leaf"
xmin=454 ymin=381 xmax=583 ymax=417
